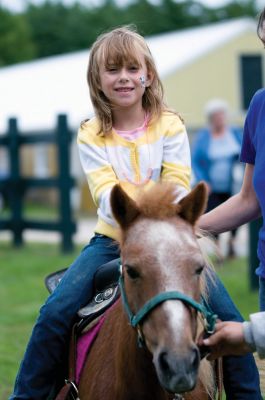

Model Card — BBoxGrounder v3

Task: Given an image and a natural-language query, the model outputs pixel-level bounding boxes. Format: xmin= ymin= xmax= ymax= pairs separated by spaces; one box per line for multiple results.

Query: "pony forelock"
xmin=136 ymin=182 xmax=181 ymax=220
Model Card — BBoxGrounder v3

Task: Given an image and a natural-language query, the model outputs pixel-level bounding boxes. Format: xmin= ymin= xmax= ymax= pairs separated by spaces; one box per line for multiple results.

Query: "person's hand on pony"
xmin=198 ymin=321 xmax=253 ymax=360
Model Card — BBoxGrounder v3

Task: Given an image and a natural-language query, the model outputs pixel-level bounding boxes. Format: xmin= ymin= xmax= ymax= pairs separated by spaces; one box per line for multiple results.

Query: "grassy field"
xmin=0 ymin=242 xmax=262 ymax=398
xmin=0 ymin=242 xmax=81 ymax=399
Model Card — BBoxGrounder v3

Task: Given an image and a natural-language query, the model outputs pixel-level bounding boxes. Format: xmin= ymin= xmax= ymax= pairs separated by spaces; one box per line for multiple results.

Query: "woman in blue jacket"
xmin=192 ymin=99 xmax=243 ymax=257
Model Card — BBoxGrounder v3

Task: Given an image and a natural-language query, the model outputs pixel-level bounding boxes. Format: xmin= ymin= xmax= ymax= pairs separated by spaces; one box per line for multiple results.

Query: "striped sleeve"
xmin=77 ymin=124 xmax=119 ymax=225
xmin=161 ymin=117 xmax=191 ymax=199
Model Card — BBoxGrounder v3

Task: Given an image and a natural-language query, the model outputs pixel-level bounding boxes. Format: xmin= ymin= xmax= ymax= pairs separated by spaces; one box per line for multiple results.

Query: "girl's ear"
xmin=145 ymin=70 xmax=154 ymax=87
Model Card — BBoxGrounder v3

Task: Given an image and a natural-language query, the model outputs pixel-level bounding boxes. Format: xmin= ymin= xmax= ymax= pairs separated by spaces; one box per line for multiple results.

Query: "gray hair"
xmin=204 ymin=98 xmax=229 ymax=120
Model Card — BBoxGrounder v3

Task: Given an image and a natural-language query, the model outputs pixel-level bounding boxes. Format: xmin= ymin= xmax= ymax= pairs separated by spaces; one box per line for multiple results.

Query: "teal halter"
xmin=119 ymin=268 xmax=217 ymax=336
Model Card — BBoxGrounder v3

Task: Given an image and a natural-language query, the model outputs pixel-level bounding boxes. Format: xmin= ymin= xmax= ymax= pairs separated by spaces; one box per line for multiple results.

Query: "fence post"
xmin=248 ymin=218 xmax=262 ymax=290
xmin=8 ymin=118 xmax=23 ymax=246
xmin=56 ymin=114 xmax=75 ymax=252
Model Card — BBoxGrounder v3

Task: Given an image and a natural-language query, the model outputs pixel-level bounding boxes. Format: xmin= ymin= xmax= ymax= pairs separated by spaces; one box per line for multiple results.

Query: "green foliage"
xmin=0 ymin=8 xmax=36 ymax=66
xmin=219 ymin=0 xmax=258 ymax=19
xmin=25 ymin=2 xmax=93 ymax=57
xmin=0 ymin=0 xmax=260 ymax=67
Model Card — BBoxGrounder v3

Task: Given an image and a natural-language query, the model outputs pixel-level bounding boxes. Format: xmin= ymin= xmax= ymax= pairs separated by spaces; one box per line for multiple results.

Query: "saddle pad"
xmin=76 ymin=315 xmax=106 ymax=384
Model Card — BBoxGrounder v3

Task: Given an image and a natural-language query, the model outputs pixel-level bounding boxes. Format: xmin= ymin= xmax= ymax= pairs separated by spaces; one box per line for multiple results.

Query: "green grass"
xmin=1 ymin=203 xmax=59 ymax=220
xmin=0 ymin=243 xmax=262 ymax=398
xmin=0 ymin=242 xmax=81 ymax=399
xmin=216 ymin=256 xmax=259 ymax=319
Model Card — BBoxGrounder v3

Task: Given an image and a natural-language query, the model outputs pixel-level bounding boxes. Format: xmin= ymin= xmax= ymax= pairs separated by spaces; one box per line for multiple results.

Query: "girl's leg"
xmin=207 ymin=271 xmax=262 ymax=400
xmin=259 ymin=277 xmax=265 ymax=311
xmin=10 ymin=234 xmax=120 ymax=400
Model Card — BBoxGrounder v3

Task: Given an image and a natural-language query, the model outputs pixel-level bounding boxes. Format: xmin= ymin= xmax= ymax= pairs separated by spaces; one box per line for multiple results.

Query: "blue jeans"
xmin=10 ymin=235 xmax=262 ymax=399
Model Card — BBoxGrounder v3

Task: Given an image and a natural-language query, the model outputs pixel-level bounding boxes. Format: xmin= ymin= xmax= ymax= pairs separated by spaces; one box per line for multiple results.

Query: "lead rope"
xmin=216 ymin=357 xmax=223 ymax=400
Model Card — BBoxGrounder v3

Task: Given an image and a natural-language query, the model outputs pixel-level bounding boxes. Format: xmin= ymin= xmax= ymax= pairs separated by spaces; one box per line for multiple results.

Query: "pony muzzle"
xmin=154 ymin=346 xmax=200 ymax=393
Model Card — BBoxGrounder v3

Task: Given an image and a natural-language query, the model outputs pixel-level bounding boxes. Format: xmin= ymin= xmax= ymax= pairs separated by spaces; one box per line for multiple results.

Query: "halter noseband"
xmin=119 ymin=266 xmax=217 ymax=338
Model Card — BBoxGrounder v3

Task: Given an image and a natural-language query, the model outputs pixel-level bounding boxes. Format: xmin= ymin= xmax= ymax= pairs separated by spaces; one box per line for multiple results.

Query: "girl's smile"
xmin=114 ymin=86 xmax=134 ymax=93
xmin=115 ymin=87 xmax=133 ymax=91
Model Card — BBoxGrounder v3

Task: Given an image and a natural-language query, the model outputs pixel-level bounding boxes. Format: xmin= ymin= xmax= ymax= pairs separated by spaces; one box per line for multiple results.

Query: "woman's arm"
xmin=200 ymin=312 xmax=265 ymax=360
xmin=199 ymin=163 xmax=261 ymax=234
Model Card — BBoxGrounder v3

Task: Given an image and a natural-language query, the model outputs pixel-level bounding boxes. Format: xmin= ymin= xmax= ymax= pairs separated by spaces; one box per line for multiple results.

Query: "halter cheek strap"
xmin=119 ymin=271 xmax=217 ymax=335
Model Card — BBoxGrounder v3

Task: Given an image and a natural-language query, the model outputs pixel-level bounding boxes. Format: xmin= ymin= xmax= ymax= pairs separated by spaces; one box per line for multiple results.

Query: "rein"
xmin=119 ymin=267 xmax=217 ymax=337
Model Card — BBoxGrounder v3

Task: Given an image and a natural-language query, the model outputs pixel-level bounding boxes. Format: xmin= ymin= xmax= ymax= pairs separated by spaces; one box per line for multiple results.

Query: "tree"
xmin=221 ymin=0 xmax=257 ymax=19
xmin=0 ymin=0 xmax=260 ymax=66
xmin=0 ymin=7 xmax=36 ymax=66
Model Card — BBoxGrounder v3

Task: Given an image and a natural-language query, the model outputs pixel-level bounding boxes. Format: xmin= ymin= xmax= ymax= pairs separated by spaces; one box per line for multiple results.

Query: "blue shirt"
xmin=240 ymin=88 xmax=265 ymax=277
xmin=192 ymin=126 xmax=242 ymax=191
xmin=208 ymin=130 xmax=241 ymax=192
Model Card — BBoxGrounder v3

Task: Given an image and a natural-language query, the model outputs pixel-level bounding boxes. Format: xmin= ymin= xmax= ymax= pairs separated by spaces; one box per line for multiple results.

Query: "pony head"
xmin=111 ymin=182 xmax=209 ymax=394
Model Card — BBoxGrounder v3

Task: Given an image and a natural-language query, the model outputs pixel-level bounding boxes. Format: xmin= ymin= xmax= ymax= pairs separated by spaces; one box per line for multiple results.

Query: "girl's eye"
xmin=128 ymin=65 xmax=139 ymax=71
xmin=125 ymin=265 xmax=140 ymax=280
xmin=107 ymin=66 xmax=118 ymax=72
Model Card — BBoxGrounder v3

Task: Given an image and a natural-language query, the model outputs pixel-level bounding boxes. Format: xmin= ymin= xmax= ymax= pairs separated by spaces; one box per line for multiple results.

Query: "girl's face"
xmin=99 ymin=53 xmax=152 ymax=110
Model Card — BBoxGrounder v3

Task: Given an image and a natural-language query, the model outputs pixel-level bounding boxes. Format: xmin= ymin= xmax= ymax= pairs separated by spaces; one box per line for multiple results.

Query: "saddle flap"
xmin=78 ymin=285 xmax=119 ymax=319
xmin=45 ymin=268 xmax=67 ymax=293
xmin=77 ymin=285 xmax=120 ymax=334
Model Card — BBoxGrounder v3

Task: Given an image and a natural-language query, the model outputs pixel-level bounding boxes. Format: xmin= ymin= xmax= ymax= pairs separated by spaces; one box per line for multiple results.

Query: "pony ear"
xmin=178 ymin=182 xmax=208 ymax=225
xmin=110 ymin=184 xmax=140 ymax=229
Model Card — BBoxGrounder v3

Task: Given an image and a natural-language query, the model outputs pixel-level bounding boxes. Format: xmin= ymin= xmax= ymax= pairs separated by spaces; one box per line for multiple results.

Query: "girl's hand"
xmin=199 ymin=321 xmax=253 ymax=360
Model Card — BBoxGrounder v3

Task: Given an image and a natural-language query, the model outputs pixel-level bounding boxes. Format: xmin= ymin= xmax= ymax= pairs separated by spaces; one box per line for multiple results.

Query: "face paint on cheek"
xmin=139 ymin=75 xmax=146 ymax=88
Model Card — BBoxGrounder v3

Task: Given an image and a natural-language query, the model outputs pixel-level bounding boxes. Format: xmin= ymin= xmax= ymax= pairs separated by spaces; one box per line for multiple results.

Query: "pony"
xmin=78 ymin=182 xmax=217 ymax=400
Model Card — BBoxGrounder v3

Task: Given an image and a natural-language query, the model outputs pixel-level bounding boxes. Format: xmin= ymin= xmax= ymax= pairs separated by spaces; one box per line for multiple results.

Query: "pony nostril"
xmin=190 ymin=347 xmax=200 ymax=370
xmin=159 ymin=351 xmax=170 ymax=373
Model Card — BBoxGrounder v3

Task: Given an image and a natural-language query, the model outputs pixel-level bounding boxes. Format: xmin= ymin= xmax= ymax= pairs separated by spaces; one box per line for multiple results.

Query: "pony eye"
xmin=125 ymin=265 xmax=140 ymax=280
xmin=195 ymin=265 xmax=204 ymax=276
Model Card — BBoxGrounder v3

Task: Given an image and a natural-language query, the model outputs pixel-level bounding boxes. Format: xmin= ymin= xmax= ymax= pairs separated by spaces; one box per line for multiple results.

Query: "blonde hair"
xmin=257 ymin=8 xmax=265 ymax=46
xmin=87 ymin=25 xmax=166 ymax=135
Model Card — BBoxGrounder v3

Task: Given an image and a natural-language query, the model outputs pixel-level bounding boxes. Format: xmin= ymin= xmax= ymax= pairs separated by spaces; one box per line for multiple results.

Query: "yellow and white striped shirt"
xmin=77 ymin=111 xmax=191 ymax=240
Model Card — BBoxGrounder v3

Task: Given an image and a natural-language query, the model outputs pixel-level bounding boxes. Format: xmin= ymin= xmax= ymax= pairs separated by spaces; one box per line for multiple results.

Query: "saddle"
xmin=45 ymin=258 xmax=121 ymax=334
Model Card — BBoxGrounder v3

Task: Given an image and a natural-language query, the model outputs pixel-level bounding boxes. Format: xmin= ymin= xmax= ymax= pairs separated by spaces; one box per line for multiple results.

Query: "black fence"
xmin=0 ymin=115 xmax=76 ymax=252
